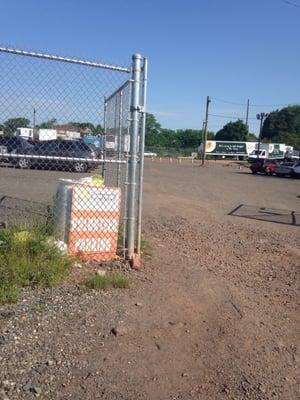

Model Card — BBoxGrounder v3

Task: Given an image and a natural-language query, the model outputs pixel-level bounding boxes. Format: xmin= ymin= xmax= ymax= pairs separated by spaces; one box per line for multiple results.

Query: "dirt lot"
xmin=0 ymin=161 xmax=299 ymax=400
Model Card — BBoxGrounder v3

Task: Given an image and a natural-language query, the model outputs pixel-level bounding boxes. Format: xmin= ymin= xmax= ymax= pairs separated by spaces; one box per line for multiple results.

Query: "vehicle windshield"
xmin=88 ymin=144 xmax=97 ymax=151
xmin=20 ymin=139 xmax=34 ymax=149
xmin=251 ymin=150 xmax=264 ymax=156
xmin=76 ymin=141 xmax=91 ymax=151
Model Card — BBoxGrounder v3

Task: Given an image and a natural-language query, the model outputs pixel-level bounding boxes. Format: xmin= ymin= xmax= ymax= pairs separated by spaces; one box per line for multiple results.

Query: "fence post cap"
xmin=132 ymin=53 xmax=142 ymax=60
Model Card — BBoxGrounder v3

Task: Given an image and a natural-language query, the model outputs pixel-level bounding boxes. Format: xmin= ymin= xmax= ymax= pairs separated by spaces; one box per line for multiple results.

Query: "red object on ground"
xmin=250 ymin=160 xmax=278 ymax=175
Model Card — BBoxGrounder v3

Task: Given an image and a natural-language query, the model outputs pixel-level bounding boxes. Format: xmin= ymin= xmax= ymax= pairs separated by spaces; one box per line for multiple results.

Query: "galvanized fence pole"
xmin=126 ymin=53 xmax=142 ymax=259
xmin=102 ymin=96 xmax=107 ymax=179
xmin=136 ymin=57 xmax=148 ymax=255
xmin=117 ymin=90 xmax=123 ymax=187
xmin=122 ymin=81 xmax=132 ymax=258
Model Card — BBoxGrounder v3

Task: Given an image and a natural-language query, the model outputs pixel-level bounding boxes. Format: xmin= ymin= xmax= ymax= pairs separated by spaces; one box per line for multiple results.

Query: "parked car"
xmin=285 ymin=150 xmax=300 ymax=161
xmin=87 ymin=143 xmax=103 ymax=159
xmin=275 ymin=162 xmax=295 ymax=177
xmin=15 ymin=139 xmax=98 ymax=172
xmin=249 ymin=159 xmax=278 ymax=176
xmin=0 ymin=136 xmax=34 ymax=164
xmin=291 ymin=162 xmax=300 ymax=178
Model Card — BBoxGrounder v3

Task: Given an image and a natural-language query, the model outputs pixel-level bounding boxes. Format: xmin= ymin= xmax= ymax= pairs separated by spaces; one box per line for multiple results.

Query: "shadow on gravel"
xmin=234 ymin=171 xmax=296 ymax=180
xmin=233 ymin=171 xmax=253 ymax=175
xmin=0 ymin=195 xmax=51 ymax=227
xmin=229 ymin=204 xmax=299 ymax=226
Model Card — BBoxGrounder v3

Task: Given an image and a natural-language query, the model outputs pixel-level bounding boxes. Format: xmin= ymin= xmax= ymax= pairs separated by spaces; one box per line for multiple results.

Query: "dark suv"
xmin=0 ymin=136 xmax=34 ymax=164
xmin=17 ymin=139 xmax=97 ymax=172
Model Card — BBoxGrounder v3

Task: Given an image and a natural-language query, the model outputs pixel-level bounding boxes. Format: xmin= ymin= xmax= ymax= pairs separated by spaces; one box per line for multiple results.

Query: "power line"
xmin=211 ymin=98 xmax=247 ymax=106
xmin=211 ymin=97 xmax=296 ymax=108
xmin=249 ymin=103 xmax=294 ymax=108
xmin=281 ymin=0 xmax=300 ymax=8
xmin=209 ymin=113 xmax=257 ymax=120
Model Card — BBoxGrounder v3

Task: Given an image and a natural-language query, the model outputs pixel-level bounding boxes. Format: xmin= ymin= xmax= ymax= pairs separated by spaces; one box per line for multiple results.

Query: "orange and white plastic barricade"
xmin=68 ymin=184 xmax=121 ymax=261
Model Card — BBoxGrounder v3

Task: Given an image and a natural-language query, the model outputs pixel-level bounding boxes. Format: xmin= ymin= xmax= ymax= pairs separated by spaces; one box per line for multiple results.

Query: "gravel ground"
xmin=0 ymin=161 xmax=299 ymax=399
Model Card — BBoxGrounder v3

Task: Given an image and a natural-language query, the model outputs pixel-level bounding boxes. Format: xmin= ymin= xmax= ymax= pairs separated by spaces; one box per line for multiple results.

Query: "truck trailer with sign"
xmin=198 ymin=140 xmax=291 ymax=161
xmin=198 ymin=140 xmax=257 ymax=160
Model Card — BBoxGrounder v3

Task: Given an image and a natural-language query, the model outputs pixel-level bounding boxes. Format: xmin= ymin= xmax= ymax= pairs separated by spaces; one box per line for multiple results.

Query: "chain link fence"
xmin=145 ymin=147 xmax=197 ymax=158
xmin=0 ymin=47 xmax=147 ymax=262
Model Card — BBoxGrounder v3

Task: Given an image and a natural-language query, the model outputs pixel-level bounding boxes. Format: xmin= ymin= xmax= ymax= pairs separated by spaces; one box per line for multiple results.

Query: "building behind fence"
xmin=0 ymin=46 xmax=148 ymax=262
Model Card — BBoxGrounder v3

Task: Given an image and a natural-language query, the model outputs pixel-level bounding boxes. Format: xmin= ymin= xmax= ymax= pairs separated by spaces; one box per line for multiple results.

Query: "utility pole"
xmin=200 ymin=119 xmax=205 ymax=148
xmin=33 ymin=108 xmax=36 ymax=140
xmin=245 ymin=99 xmax=250 ymax=132
xmin=256 ymin=112 xmax=268 ymax=159
xmin=201 ymin=96 xmax=211 ymax=166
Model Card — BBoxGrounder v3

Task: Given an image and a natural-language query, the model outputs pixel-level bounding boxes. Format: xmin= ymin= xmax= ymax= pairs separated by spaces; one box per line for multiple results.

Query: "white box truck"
xmin=15 ymin=127 xmax=57 ymax=141
xmin=15 ymin=127 xmax=34 ymax=140
xmin=248 ymin=143 xmax=290 ymax=161
xmin=38 ymin=129 xmax=57 ymax=141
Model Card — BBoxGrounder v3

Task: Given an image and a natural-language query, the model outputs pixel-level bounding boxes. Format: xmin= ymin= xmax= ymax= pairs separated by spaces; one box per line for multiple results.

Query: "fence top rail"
xmin=105 ymin=79 xmax=132 ymax=103
xmin=0 ymin=46 xmax=131 ymax=73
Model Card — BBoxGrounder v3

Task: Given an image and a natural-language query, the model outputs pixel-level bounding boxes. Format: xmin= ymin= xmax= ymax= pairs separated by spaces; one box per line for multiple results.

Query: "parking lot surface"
xmin=0 ymin=161 xmax=298 ymax=218
xmin=0 ymin=160 xmax=299 ymax=400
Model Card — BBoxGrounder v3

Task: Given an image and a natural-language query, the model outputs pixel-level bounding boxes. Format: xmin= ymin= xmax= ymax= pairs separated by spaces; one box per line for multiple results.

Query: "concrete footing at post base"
xmin=130 ymin=253 xmax=141 ymax=269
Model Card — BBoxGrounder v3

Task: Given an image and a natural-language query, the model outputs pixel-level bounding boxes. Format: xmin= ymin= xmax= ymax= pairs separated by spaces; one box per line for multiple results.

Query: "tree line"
xmin=144 ymin=114 xmax=256 ymax=151
xmin=1 ymin=105 xmax=299 ymax=149
xmin=145 ymin=105 xmax=300 ymax=150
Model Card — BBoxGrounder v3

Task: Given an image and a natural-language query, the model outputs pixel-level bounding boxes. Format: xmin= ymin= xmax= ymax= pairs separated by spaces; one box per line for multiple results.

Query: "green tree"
xmin=4 ymin=117 xmax=30 ymax=135
xmin=161 ymin=129 xmax=178 ymax=147
xmin=215 ymin=119 xmax=248 ymax=141
xmin=68 ymin=122 xmax=103 ymax=136
xmin=93 ymin=124 xmax=103 ymax=135
xmin=261 ymin=105 xmax=300 ymax=148
xmin=198 ymin=130 xmax=215 ymax=143
xmin=176 ymin=129 xmax=201 ymax=148
xmin=145 ymin=113 xmax=162 ymax=147
xmin=38 ymin=118 xmax=57 ymax=129
xmin=145 ymin=113 xmax=215 ymax=151
xmin=247 ymin=133 xmax=258 ymax=142
xmin=176 ymin=129 xmax=214 ymax=147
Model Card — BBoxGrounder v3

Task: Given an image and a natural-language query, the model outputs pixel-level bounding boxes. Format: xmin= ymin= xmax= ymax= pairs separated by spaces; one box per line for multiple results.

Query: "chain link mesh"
xmin=0 ymin=47 xmax=133 ymax=260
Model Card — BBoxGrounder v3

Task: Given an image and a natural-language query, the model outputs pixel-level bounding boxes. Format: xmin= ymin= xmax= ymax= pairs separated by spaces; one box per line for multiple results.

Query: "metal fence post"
xmin=137 ymin=57 xmax=148 ymax=255
xmin=117 ymin=90 xmax=123 ymax=187
xmin=126 ymin=53 xmax=142 ymax=260
xmin=102 ymin=96 xmax=107 ymax=179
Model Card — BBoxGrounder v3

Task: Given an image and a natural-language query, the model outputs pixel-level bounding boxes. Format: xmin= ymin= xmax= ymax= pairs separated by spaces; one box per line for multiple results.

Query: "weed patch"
xmin=0 ymin=225 xmax=71 ymax=304
xmin=84 ymin=272 xmax=129 ymax=290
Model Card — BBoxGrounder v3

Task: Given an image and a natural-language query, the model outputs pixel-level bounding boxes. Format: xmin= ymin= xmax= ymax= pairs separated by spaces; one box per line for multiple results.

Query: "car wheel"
xmin=17 ymin=158 xmax=30 ymax=169
xmin=251 ymin=170 xmax=257 ymax=174
xmin=265 ymin=167 xmax=272 ymax=176
xmin=74 ymin=161 xmax=88 ymax=173
xmin=276 ymin=173 xmax=283 ymax=177
xmin=290 ymin=172 xmax=298 ymax=179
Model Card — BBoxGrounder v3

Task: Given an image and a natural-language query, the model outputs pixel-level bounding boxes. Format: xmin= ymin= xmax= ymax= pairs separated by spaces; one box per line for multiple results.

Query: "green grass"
xmin=118 ymin=223 xmax=151 ymax=257
xmin=141 ymin=235 xmax=151 ymax=255
xmin=84 ymin=272 xmax=129 ymax=290
xmin=0 ymin=225 xmax=72 ymax=304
